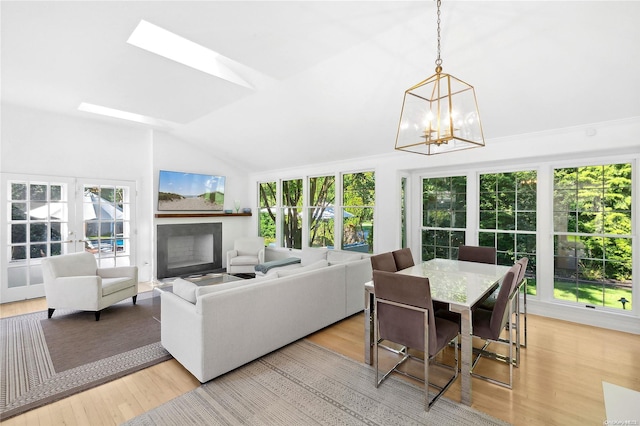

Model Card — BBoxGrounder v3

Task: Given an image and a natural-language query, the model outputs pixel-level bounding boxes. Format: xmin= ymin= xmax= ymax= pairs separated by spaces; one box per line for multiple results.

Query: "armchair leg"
xmin=48 ymin=308 xmax=55 ymax=318
xmin=132 ymin=295 xmax=137 ymax=305
xmin=95 ymin=311 xmax=101 ymax=321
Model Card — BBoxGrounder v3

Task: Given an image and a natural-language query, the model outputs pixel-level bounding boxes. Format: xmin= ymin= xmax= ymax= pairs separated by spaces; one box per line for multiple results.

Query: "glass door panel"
xmin=80 ymin=182 xmax=134 ymax=268
xmin=2 ymin=176 xmax=76 ymax=302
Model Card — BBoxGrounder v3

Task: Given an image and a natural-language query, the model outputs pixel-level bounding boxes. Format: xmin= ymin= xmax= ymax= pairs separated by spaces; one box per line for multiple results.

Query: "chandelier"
xmin=395 ymin=0 xmax=485 ymax=155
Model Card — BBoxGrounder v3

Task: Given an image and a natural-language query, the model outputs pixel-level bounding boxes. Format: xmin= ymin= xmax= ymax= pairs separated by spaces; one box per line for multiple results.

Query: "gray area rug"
xmin=125 ymin=340 xmax=510 ymax=425
xmin=0 ymin=292 xmax=171 ymax=420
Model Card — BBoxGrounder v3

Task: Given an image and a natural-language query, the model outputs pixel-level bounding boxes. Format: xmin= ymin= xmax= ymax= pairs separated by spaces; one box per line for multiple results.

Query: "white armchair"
xmin=226 ymin=237 xmax=265 ymax=275
xmin=41 ymin=251 xmax=138 ymax=321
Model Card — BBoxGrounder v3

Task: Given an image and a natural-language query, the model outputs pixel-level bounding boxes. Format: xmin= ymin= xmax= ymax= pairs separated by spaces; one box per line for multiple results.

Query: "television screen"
xmin=158 ymin=170 xmax=226 ymax=211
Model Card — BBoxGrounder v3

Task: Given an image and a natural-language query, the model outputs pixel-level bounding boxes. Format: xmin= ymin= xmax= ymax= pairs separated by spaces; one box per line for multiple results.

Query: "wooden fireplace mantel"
xmin=154 ymin=212 xmax=252 ymax=218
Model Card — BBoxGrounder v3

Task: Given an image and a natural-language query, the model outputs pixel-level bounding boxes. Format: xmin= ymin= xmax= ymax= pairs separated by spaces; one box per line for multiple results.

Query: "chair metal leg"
xmin=522 ymin=280 xmax=528 ymax=348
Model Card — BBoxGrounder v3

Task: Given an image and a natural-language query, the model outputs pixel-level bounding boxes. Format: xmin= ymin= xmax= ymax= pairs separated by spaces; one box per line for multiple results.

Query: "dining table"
xmin=364 ymin=258 xmax=511 ymax=406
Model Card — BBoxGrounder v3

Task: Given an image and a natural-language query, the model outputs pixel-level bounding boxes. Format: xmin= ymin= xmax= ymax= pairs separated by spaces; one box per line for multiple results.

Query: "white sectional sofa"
xmin=160 ymin=248 xmax=372 ymax=383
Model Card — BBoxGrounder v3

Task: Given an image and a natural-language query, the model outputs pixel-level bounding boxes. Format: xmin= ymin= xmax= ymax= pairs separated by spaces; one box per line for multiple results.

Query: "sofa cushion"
xmin=102 ymin=277 xmax=135 ymax=296
xmin=195 ymin=275 xmax=279 ymax=298
xmin=301 ymin=247 xmax=328 ymax=266
xmin=49 ymin=252 xmax=98 ymax=278
xmin=327 ymin=251 xmax=363 ymax=263
xmin=277 ymin=259 xmax=328 ymax=277
xmin=173 ymin=278 xmax=198 ymax=303
xmin=229 ymin=255 xmax=260 ymax=266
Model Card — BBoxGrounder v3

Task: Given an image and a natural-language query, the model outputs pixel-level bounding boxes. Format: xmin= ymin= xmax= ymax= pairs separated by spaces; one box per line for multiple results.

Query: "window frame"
xmin=551 ymin=161 xmax=633 ymax=313
xmin=420 ymin=174 xmax=468 ymax=261
xmin=478 ymin=169 xmax=538 ymax=295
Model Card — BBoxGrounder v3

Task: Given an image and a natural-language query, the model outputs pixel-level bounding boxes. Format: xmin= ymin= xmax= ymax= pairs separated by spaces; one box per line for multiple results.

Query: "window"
xmin=341 ymin=172 xmax=374 ymax=253
xmin=421 ymin=176 xmax=466 ymax=260
xmin=257 ymin=172 xmax=376 ymax=251
xmin=308 ymin=175 xmax=336 ymax=248
xmin=258 ymin=181 xmax=276 ymax=246
xmin=478 ymin=171 xmax=537 ymax=294
xmin=82 ymin=184 xmax=132 ymax=268
xmin=553 ymin=163 xmax=633 ymax=311
xmin=7 ymin=179 xmax=69 ymax=289
xmin=281 ymin=178 xmax=303 ymax=249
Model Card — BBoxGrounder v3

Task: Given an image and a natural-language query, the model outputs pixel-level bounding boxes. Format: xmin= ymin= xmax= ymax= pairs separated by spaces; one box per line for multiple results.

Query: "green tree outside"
xmin=553 ymin=163 xmax=632 ymax=310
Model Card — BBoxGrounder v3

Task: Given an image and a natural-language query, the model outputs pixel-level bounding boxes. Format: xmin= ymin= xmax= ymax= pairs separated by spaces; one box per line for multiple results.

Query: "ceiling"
xmin=2 ymin=1 xmax=640 ymax=172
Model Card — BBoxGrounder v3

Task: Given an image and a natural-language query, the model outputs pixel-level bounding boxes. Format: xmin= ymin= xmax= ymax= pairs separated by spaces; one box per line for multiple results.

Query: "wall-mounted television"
xmin=158 ymin=170 xmax=226 ymax=211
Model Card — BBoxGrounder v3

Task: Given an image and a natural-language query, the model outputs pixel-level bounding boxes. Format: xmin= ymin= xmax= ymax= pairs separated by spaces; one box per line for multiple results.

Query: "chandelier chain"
xmin=435 ymin=0 xmax=443 ymax=68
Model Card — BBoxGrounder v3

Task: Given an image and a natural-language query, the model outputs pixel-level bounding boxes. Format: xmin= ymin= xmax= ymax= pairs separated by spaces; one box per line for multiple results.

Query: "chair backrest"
xmin=489 ymin=263 xmax=522 ymax=338
xmin=41 ymin=252 xmax=97 ymax=281
xmin=392 ymin=247 xmax=415 ymax=271
xmin=458 ymin=245 xmax=497 ymax=264
xmin=373 ymin=270 xmax=438 ymax=356
xmin=234 ymin=237 xmax=265 ymax=256
xmin=370 ymin=252 xmax=397 ymax=272
xmin=516 ymin=257 xmax=529 ymax=284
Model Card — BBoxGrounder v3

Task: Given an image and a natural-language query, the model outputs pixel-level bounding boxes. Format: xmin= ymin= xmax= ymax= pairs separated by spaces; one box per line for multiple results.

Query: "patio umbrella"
xmin=311 ymin=205 xmax=354 ymax=220
xmin=29 ymin=202 xmax=65 ymax=220
xmin=310 ymin=205 xmax=354 ymax=247
xmin=83 ymin=192 xmax=123 ymax=220
xmin=83 ymin=192 xmax=124 ymax=252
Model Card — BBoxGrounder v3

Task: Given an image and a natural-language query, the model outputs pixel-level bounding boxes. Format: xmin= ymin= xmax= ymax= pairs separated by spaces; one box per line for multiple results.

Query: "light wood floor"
xmin=1 ymin=286 xmax=638 ymax=426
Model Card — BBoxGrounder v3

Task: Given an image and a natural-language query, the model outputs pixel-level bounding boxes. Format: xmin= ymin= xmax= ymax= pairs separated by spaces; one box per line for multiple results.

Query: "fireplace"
xmin=157 ymin=223 xmax=222 ymax=279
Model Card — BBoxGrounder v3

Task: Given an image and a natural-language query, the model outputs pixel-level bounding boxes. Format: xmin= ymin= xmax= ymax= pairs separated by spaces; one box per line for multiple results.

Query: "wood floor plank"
xmin=1 ymin=290 xmax=638 ymax=425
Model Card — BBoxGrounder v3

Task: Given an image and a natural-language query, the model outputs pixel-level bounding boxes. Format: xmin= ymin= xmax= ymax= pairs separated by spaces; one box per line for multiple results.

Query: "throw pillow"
xmin=172 ymin=278 xmax=197 ymax=304
xmin=301 ymin=247 xmax=328 ymax=266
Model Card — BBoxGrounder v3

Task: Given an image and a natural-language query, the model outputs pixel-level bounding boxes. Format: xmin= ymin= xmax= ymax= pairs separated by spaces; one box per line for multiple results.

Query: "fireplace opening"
xmin=157 ymin=223 xmax=222 ymax=279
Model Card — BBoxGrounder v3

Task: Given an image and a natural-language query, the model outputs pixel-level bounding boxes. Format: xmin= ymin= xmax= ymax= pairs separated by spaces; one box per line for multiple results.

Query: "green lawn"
xmin=554 ymin=280 xmax=632 ymax=310
xmin=518 ymin=278 xmax=632 ymax=310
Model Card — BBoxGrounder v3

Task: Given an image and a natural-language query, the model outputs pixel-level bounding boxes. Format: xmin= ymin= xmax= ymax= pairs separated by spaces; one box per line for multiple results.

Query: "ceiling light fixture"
xmin=127 ymin=20 xmax=252 ymax=89
xmin=395 ymin=0 xmax=484 ymax=155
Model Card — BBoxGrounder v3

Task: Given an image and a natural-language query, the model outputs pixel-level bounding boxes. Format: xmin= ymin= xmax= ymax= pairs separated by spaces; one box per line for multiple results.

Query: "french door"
xmin=1 ymin=174 xmax=136 ymax=303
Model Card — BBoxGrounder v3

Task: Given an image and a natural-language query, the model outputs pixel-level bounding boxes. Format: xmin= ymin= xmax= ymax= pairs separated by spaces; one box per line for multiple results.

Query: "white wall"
xmin=1 ymin=104 xmax=150 ymax=178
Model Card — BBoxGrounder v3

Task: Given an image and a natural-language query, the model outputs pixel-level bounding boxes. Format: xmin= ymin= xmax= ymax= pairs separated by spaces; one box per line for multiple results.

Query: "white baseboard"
xmin=526 ymin=299 xmax=640 ymax=335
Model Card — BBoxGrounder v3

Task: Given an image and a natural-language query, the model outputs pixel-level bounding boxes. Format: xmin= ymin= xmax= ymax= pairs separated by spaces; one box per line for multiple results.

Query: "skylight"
xmin=78 ymin=102 xmax=178 ymax=128
xmin=127 ymin=19 xmax=252 ymax=89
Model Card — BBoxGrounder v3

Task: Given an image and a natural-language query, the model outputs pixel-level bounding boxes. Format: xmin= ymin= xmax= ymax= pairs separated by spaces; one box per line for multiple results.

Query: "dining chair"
xmin=370 ymin=252 xmax=397 ymax=272
xmin=470 ymin=262 xmax=522 ymax=389
xmin=390 ymin=249 xmax=448 ymax=300
xmin=476 ymin=256 xmax=529 ymax=355
xmin=369 ymin=252 xmax=403 ymax=356
xmin=391 ymin=247 xmax=414 ymax=270
xmin=373 ymin=270 xmax=459 ymax=411
xmin=457 ymin=245 xmax=497 ymax=264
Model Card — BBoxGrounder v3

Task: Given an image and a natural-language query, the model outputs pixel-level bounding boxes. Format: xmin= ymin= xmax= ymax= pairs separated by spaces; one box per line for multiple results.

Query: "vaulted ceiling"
xmin=2 ymin=1 xmax=639 ymax=172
